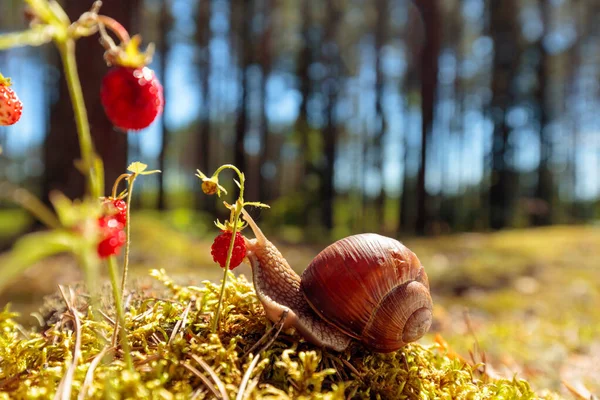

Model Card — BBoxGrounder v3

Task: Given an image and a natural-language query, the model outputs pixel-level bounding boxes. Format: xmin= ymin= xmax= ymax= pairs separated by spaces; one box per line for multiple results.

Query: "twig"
xmin=182 ymin=362 xmax=222 ymax=399
xmin=190 ymin=354 xmax=229 ymax=400
xmin=78 ymin=346 xmax=112 ymax=400
xmin=236 ymin=309 xmax=288 ymax=400
xmin=54 ymin=286 xmax=83 ymax=400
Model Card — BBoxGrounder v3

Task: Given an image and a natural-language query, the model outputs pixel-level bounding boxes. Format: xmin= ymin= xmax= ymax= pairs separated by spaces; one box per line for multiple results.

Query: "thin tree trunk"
xmin=295 ymin=0 xmax=314 ymax=226
xmin=532 ymin=0 xmax=552 ymax=226
xmin=157 ymin=0 xmax=170 ymax=210
xmin=489 ymin=0 xmax=519 ymax=229
xmin=373 ymin=0 xmax=388 ymax=229
xmin=321 ymin=1 xmax=341 ymax=231
xmin=195 ymin=0 xmax=213 ymax=210
xmin=415 ymin=0 xmax=440 ymax=235
xmin=233 ymin=0 xmax=252 ymax=183
xmin=258 ymin=0 xmax=273 ymax=202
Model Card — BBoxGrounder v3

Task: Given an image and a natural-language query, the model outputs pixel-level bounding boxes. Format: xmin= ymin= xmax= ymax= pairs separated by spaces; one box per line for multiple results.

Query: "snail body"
xmin=242 ymin=210 xmax=433 ymax=353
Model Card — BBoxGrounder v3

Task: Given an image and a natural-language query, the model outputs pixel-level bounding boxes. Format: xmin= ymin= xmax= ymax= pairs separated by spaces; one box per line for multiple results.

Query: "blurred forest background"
xmin=1 ymin=0 xmax=599 ymax=244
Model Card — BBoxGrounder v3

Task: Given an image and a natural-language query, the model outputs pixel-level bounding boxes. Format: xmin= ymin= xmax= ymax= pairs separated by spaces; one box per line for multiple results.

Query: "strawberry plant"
xmin=0 ymin=0 xmax=161 ymax=372
xmin=196 ymin=165 xmax=269 ymax=331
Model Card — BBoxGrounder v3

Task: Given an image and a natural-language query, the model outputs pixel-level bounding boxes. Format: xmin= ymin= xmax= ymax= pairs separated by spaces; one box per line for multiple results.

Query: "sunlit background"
xmin=1 ymin=0 xmax=599 ymax=245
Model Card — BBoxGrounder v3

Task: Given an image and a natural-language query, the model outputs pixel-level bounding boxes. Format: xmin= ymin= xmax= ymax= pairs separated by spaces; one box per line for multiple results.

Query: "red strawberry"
xmin=100 ymin=66 xmax=163 ymax=131
xmin=211 ymin=231 xmax=246 ymax=270
xmin=103 ymin=198 xmax=128 ymax=226
xmin=97 ymin=217 xmax=126 ymax=258
xmin=0 ymin=80 xmax=23 ymax=126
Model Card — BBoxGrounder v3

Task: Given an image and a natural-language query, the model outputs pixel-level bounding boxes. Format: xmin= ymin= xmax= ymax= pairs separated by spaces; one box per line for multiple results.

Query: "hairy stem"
xmin=0 ymin=26 xmax=55 ymax=50
xmin=120 ymin=176 xmax=136 ymax=300
xmin=111 ymin=174 xmax=136 ymax=345
xmin=107 ymin=256 xmax=134 ymax=371
xmin=56 ymin=39 xmax=102 ymax=199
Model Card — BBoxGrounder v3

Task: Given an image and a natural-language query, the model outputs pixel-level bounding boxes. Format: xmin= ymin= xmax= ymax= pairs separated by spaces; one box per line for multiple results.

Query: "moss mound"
xmin=0 ymin=270 xmax=558 ymax=399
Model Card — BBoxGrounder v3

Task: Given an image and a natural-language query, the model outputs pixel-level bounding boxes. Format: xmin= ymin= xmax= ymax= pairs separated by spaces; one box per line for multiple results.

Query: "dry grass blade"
xmin=98 ymin=309 xmax=115 ymax=326
xmin=340 ymin=358 xmax=361 ymax=379
xmin=191 ymin=354 xmax=229 ymax=400
xmin=78 ymin=346 xmax=112 ymax=400
xmin=242 ymin=316 xmax=284 ymax=359
xmin=562 ymin=380 xmax=596 ymax=400
xmin=54 ymin=286 xmax=83 ymax=400
xmin=182 ymin=362 xmax=222 ymax=399
xmin=236 ymin=309 xmax=288 ymax=400
xmin=169 ymin=301 xmax=192 ymax=344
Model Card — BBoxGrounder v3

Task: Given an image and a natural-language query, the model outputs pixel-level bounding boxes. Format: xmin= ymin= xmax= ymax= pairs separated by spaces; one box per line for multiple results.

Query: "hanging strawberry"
xmin=99 ymin=34 xmax=163 ymax=131
xmin=0 ymin=74 xmax=23 ymax=126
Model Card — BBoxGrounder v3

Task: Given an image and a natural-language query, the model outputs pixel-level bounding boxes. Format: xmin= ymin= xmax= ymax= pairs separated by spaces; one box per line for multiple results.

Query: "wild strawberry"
xmin=0 ymin=78 xmax=23 ymax=126
xmin=102 ymin=198 xmax=128 ymax=226
xmin=97 ymin=217 xmax=126 ymax=258
xmin=100 ymin=66 xmax=163 ymax=131
xmin=211 ymin=230 xmax=246 ymax=270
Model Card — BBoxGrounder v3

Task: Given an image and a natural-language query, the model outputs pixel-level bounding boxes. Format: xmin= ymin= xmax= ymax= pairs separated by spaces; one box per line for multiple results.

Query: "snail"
xmin=241 ymin=209 xmax=433 ymax=353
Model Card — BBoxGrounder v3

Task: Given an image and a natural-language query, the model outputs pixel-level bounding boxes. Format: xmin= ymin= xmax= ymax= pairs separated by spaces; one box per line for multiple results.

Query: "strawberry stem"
xmin=112 ymin=173 xmax=130 ymax=199
xmin=107 ymin=255 xmax=134 ymax=372
xmin=120 ymin=174 xmax=136 ymax=307
xmin=110 ymin=173 xmax=137 ymax=347
xmin=211 ymin=165 xmax=245 ymax=333
xmin=96 ymin=15 xmax=131 ymax=44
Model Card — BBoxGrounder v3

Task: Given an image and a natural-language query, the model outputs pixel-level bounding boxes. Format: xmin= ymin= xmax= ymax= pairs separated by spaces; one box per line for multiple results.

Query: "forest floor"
xmin=0 ymin=211 xmax=598 ymax=398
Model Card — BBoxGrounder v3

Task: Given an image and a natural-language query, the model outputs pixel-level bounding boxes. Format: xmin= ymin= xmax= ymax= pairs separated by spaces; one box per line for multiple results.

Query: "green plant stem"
xmin=211 ymin=205 xmax=243 ymax=332
xmin=0 ymin=26 xmax=55 ymax=50
xmin=107 ymin=255 xmax=134 ymax=372
xmin=211 ymin=165 xmax=245 ymax=333
xmin=56 ymin=38 xmax=101 ymax=199
xmin=120 ymin=175 xmax=137 ymax=301
xmin=111 ymin=174 xmax=136 ymax=345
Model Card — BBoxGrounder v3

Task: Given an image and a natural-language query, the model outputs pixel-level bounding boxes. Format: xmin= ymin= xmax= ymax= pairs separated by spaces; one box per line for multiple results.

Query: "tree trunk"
xmin=320 ymin=1 xmax=341 ymax=232
xmin=195 ymin=0 xmax=214 ymax=211
xmin=532 ymin=0 xmax=553 ymax=226
xmin=44 ymin=0 xmax=138 ymax=201
xmin=415 ymin=0 xmax=440 ymax=235
xmin=233 ymin=0 xmax=252 ymax=186
xmin=157 ymin=0 xmax=171 ymax=210
xmin=489 ymin=0 xmax=519 ymax=229
xmin=258 ymin=0 xmax=273 ymax=203
xmin=373 ymin=0 xmax=388 ymax=229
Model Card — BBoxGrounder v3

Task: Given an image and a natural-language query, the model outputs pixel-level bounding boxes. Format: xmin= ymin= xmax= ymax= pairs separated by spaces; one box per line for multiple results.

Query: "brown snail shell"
xmin=301 ymin=234 xmax=433 ymax=352
xmin=241 ymin=209 xmax=433 ymax=353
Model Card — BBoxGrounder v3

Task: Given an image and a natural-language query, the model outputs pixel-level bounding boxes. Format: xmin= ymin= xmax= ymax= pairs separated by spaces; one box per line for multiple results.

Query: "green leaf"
xmin=0 ymin=230 xmax=76 ymax=293
xmin=127 ymin=161 xmax=148 ymax=174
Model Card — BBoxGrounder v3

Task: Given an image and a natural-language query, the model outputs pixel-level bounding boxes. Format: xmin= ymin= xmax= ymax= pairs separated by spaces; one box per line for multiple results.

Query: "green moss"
xmin=0 ymin=271 xmax=558 ymax=399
